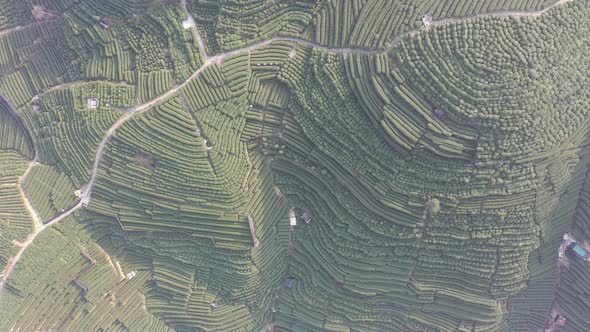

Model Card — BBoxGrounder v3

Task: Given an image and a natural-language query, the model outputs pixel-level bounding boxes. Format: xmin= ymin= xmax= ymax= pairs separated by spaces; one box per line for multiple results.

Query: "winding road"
xmin=0 ymin=0 xmax=572 ymax=304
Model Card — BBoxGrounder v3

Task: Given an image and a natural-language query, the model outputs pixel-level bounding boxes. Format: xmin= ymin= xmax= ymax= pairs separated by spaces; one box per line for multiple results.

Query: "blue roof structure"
xmin=570 ymin=243 xmax=590 ymax=259
xmin=283 ymin=276 xmax=295 ymax=289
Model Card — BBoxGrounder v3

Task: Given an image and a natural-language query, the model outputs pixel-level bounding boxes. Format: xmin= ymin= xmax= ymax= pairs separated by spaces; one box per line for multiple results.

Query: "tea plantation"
xmin=0 ymin=0 xmax=589 ymax=331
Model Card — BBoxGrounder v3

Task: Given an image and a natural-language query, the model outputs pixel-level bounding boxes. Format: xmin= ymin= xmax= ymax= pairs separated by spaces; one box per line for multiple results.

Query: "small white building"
xmin=289 ymin=208 xmax=297 ymax=226
xmin=182 ymin=15 xmax=196 ymax=30
xmin=204 ymin=139 xmax=213 ymax=150
xmin=126 ymin=270 xmax=137 ymax=280
xmin=87 ymin=98 xmax=99 ymax=109
xmin=422 ymin=14 xmax=433 ymax=27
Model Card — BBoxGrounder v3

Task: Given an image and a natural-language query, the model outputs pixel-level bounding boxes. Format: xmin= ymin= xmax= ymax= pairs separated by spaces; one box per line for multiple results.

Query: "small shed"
xmin=569 ymin=243 xmax=590 ymax=260
xmin=422 ymin=14 xmax=433 ymax=27
xmin=204 ymin=139 xmax=213 ymax=150
xmin=87 ymin=98 xmax=99 ymax=109
xmin=99 ymin=21 xmax=109 ymax=29
xmin=554 ymin=315 xmax=566 ymax=326
xmin=289 ymin=208 xmax=297 ymax=226
xmin=126 ymin=270 xmax=137 ymax=280
xmin=433 ymin=107 xmax=445 ymax=119
xmin=302 ymin=211 xmax=313 ymax=224
xmin=182 ymin=19 xmax=194 ymax=29
xmin=283 ymin=276 xmax=295 ymax=289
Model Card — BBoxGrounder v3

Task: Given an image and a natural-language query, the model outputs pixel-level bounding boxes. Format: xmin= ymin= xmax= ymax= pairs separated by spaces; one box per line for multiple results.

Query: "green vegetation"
xmin=24 ymin=165 xmax=77 ymax=222
xmin=0 ymin=98 xmax=33 ymax=159
xmin=0 ymin=0 xmax=201 ymax=109
xmin=0 ymin=151 xmax=31 ymax=269
xmin=0 ymin=1 xmax=31 ymax=30
xmin=90 ymin=97 xmax=253 ymax=248
xmin=22 ymin=84 xmax=126 ymax=186
xmin=0 ymin=20 xmax=80 ymax=107
xmin=1 ymin=0 xmax=590 ymax=331
xmin=0 ymin=214 xmax=172 ymax=331
xmin=189 ymin=0 xmax=557 ymax=52
xmin=554 ymin=164 xmax=590 ymax=332
xmin=0 ymin=97 xmax=34 ymax=270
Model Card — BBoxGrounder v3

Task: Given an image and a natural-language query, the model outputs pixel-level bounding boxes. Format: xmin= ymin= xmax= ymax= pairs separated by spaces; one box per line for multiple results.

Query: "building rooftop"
xmin=182 ymin=15 xmax=196 ymax=30
xmin=289 ymin=208 xmax=297 ymax=226
xmin=283 ymin=276 xmax=295 ymax=288
xmin=433 ymin=108 xmax=445 ymax=119
xmin=422 ymin=14 xmax=433 ymax=27
xmin=204 ymin=139 xmax=213 ymax=150
xmin=555 ymin=315 xmax=566 ymax=326
xmin=570 ymin=243 xmax=590 ymax=259
xmin=87 ymin=98 xmax=99 ymax=109
xmin=302 ymin=211 xmax=313 ymax=224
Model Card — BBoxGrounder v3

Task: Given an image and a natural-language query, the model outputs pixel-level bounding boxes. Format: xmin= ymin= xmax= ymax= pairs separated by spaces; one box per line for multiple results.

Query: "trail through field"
xmin=0 ymin=96 xmax=42 ymax=302
xmin=42 ymin=80 xmax=135 ymax=95
xmin=0 ymin=23 xmax=36 ymax=38
xmin=0 ymin=96 xmax=41 ymax=229
xmin=0 ymin=15 xmax=63 ymax=39
xmin=0 ymin=0 xmax=572 ymax=305
xmin=18 ymin=160 xmax=41 ymax=230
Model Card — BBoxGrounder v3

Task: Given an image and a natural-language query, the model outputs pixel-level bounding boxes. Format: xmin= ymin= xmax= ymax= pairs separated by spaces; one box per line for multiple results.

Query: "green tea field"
xmin=0 ymin=0 xmax=589 ymax=331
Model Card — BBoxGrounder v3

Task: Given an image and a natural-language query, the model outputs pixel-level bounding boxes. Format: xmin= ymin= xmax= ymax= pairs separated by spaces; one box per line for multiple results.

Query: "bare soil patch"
xmin=31 ymin=6 xmax=59 ymax=22
xmin=133 ymin=153 xmax=157 ymax=170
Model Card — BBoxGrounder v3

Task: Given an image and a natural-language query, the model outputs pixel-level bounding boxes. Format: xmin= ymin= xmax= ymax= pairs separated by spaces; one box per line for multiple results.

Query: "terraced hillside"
xmin=0 ymin=0 xmax=589 ymax=331
xmin=189 ymin=0 xmax=560 ymax=53
xmin=0 ymin=96 xmax=34 ymax=276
